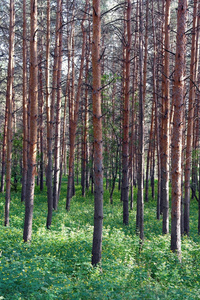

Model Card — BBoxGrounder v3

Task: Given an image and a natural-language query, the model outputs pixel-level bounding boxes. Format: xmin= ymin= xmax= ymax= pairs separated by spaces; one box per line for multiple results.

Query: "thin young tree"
xmin=23 ymin=0 xmax=38 ymax=242
xmin=136 ymin=0 xmax=144 ymax=241
xmin=21 ymin=0 xmax=28 ymax=202
xmin=4 ymin=0 xmax=15 ymax=226
xmin=184 ymin=0 xmax=197 ymax=236
xmin=162 ymin=0 xmax=171 ymax=234
xmin=171 ymin=0 xmax=187 ymax=258
xmin=46 ymin=0 xmax=61 ymax=228
xmin=122 ymin=0 xmax=131 ymax=225
xmin=53 ymin=0 xmax=62 ymax=210
xmin=91 ymin=0 xmax=103 ymax=266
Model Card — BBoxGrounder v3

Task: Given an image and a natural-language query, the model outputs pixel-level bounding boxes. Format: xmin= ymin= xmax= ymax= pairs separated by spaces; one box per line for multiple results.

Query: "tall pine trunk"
xmin=21 ymin=0 xmax=28 ymax=202
xmin=122 ymin=0 xmax=131 ymax=225
xmin=184 ymin=1 xmax=197 ymax=236
xmin=136 ymin=0 xmax=144 ymax=241
xmin=45 ymin=0 xmax=53 ymax=229
xmin=171 ymin=0 xmax=187 ymax=258
xmin=162 ymin=0 xmax=171 ymax=234
xmin=5 ymin=0 xmax=15 ymax=226
xmin=23 ymin=0 xmax=38 ymax=241
xmin=53 ymin=0 xmax=62 ymax=210
xmin=91 ymin=0 xmax=103 ymax=266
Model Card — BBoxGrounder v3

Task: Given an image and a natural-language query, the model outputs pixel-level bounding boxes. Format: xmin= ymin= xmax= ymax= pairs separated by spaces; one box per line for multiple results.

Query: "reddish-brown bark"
xmin=91 ymin=0 xmax=103 ymax=266
xmin=136 ymin=0 xmax=144 ymax=241
xmin=23 ymin=0 xmax=38 ymax=241
xmin=21 ymin=0 xmax=28 ymax=202
xmin=184 ymin=0 xmax=197 ymax=236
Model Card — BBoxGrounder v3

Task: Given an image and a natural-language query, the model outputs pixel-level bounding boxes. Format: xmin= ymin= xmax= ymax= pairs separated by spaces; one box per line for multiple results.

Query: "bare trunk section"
xmin=145 ymin=101 xmax=155 ymax=202
xmin=162 ymin=0 xmax=171 ymax=234
xmin=53 ymin=0 xmax=62 ymax=210
xmin=184 ymin=0 xmax=197 ymax=236
xmin=81 ymin=30 xmax=90 ymax=196
xmin=171 ymin=0 xmax=187 ymax=258
xmin=21 ymin=0 xmax=28 ymax=202
xmin=136 ymin=0 xmax=144 ymax=241
xmin=91 ymin=0 xmax=103 ymax=266
xmin=23 ymin=0 xmax=38 ymax=241
xmin=122 ymin=0 xmax=131 ymax=225
xmin=5 ymin=0 xmax=15 ymax=226
xmin=1 ymin=103 xmax=8 ymax=193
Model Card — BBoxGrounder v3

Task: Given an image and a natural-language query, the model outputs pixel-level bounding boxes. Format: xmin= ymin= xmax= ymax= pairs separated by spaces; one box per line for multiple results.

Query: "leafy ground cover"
xmin=0 ymin=181 xmax=200 ymax=299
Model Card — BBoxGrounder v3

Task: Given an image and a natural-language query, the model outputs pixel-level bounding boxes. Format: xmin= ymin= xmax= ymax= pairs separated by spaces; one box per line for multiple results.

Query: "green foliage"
xmin=11 ymin=131 xmax=23 ymax=192
xmin=0 ymin=182 xmax=200 ymax=299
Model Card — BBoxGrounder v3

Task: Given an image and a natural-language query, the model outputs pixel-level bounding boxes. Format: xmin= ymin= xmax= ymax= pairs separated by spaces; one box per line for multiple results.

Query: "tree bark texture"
xmin=23 ymin=0 xmax=38 ymax=242
xmin=53 ymin=0 xmax=62 ymax=210
xmin=184 ymin=0 xmax=197 ymax=236
xmin=162 ymin=0 xmax=171 ymax=235
xmin=91 ymin=0 xmax=103 ymax=266
xmin=171 ymin=0 xmax=187 ymax=258
xmin=21 ymin=0 xmax=28 ymax=202
xmin=45 ymin=0 xmax=53 ymax=229
xmin=5 ymin=0 xmax=15 ymax=226
xmin=122 ymin=0 xmax=131 ymax=225
xmin=136 ymin=0 xmax=144 ymax=241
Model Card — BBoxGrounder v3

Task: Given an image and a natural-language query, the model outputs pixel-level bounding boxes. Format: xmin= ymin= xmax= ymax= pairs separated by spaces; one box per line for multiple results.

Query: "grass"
xmin=0 ymin=180 xmax=200 ymax=299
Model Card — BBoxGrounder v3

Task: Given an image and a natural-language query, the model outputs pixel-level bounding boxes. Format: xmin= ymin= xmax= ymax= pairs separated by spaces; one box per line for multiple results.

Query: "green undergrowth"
xmin=0 ymin=180 xmax=200 ymax=299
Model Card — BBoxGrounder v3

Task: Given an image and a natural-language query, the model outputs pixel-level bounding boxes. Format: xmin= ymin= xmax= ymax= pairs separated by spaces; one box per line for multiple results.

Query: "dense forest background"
xmin=0 ymin=0 xmax=200 ymax=298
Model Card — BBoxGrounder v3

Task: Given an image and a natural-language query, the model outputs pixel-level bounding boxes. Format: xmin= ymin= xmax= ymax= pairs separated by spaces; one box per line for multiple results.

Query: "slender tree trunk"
xmin=91 ymin=0 xmax=103 ymax=266
xmin=5 ymin=0 xmax=15 ymax=226
xmin=21 ymin=0 xmax=28 ymax=201
xmin=1 ymin=104 xmax=8 ymax=193
xmin=171 ymin=0 xmax=187 ymax=258
xmin=38 ymin=13 xmax=44 ymax=192
xmin=23 ymin=0 xmax=38 ymax=241
xmin=152 ymin=1 xmax=161 ymax=220
xmin=122 ymin=0 xmax=131 ymax=225
xmin=184 ymin=1 xmax=197 ymax=236
xmin=136 ymin=0 xmax=144 ymax=241
xmin=81 ymin=34 xmax=90 ymax=197
xmin=145 ymin=101 xmax=155 ymax=202
xmin=53 ymin=0 xmax=62 ymax=210
xmin=46 ymin=0 xmax=53 ymax=229
xmin=162 ymin=0 xmax=171 ymax=234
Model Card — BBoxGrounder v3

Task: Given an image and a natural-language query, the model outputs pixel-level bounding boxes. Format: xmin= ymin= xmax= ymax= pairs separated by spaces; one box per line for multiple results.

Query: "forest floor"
xmin=0 ymin=180 xmax=200 ymax=299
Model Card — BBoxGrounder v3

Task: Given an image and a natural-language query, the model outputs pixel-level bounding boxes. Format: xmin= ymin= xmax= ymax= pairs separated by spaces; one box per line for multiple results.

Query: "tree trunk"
xmin=53 ymin=0 xmax=62 ymax=210
xmin=23 ymin=0 xmax=38 ymax=241
xmin=81 ymin=34 xmax=90 ymax=197
xmin=91 ymin=0 xmax=103 ymax=266
xmin=5 ymin=0 xmax=15 ymax=226
xmin=122 ymin=0 xmax=131 ymax=225
xmin=171 ymin=0 xmax=187 ymax=258
xmin=136 ymin=0 xmax=144 ymax=241
xmin=184 ymin=0 xmax=197 ymax=236
xmin=21 ymin=0 xmax=28 ymax=201
xmin=45 ymin=0 xmax=53 ymax=229
xmin=162 ymin=0 xmax=171 ymax=235
xmin=38 ymin=12 xmax=44 ymax=192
